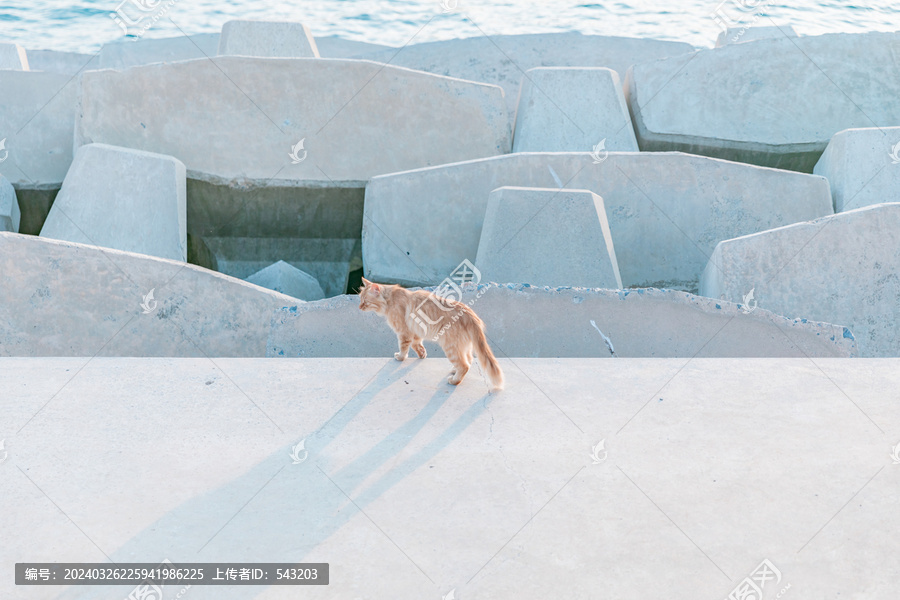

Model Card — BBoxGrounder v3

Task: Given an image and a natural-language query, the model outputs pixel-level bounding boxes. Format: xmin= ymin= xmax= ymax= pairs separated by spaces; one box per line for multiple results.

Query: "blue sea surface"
xmin=0 ymin=0 xmax=898 ymax=54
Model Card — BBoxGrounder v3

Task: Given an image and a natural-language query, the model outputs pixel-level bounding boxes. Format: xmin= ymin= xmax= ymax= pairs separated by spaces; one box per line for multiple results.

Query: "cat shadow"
xmin=60 ymin=361 xmax=493 ymax=599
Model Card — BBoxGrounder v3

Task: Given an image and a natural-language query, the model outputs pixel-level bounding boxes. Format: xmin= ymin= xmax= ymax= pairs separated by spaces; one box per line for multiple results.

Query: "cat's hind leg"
xmin=413 ymin=337 xmax=427 ymax=359
xmin=445 ymin=344 xmax=470 ymax=385
xmin=394 ymin=335 xmax=413 ymax=361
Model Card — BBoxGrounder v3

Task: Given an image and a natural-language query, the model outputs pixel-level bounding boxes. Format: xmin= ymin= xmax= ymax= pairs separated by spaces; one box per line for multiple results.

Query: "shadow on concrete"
xmin=59 ymin=359 xmax=494 ymax=599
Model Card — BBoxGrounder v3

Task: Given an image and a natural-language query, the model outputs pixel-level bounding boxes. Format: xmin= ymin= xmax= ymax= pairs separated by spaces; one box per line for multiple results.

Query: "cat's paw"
xmin=448 ymin=374 xmax=463 ymax=385
xmin=414 ymin=346 xmax=427 ymax=359
xmin=394 ymin=352 xmax=407 ymax=361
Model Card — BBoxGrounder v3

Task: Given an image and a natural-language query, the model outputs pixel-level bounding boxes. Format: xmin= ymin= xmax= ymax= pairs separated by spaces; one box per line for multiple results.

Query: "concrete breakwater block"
xmin=0 ymin=175 xmax=20 ymax=233
xmin=97 ymin=33 xmax=220 ymax=69
xmin=813 ymin=126 xmax=900 ymax=212
xmin=203 ymin=236 xmax=358 ymax=298
xmin=2 ymin=357 xmax=894 ymax=599
xmin=0 ymin=70 xmax=78 ymax=234
xmin=0 ymin=70 xmax=76 ymax=188
xmin=512 ymin=67 xmax=638 ymax=153
xmin=362 ymin=152 xmax=832 ymax=290
xmin=356 ymin=33 xmax=695 ymax=127
xmin=626 ymin=32 xmax=900 ymax=171
xmin=39 ymin=143 xmax=187 ymax=262
xmin=218 ymin=20 xmax=320 ymax=58
xmin=700 ymin=203 xmax=900 ymax=357
xmin=314 ymin=35 xmax=393 ymax=58
xmin=0 ymin=232 xmax=297 ymax=357
xmin=76 ymin=57 xmax=510 ymax=183
xmin=476 ymin=187 xmax=622 ymax=290
xmin=0 ymin=42 xmax=28 ymax=69
xmin=22 ymin=48 xmax=96 ymax=75
xmin=0 ymin=176 xmax=20 ymax=233
xmin=246 ymin=260 xmax=326 ymax=301
xmin=268 ymin=283 xmax=855 ymax=358
xmin=715 ymin=24 xmax=797 ymax=47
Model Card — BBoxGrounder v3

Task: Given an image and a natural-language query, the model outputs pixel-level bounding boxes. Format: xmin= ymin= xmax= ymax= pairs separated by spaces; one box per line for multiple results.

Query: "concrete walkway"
xmin=2 ymin=358 xmax=897 ymax=599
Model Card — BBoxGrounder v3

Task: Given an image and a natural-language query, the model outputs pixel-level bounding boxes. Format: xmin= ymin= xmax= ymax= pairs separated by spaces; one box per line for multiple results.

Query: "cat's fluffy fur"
xmin=358 ymin=277 xmax=504 ymax=390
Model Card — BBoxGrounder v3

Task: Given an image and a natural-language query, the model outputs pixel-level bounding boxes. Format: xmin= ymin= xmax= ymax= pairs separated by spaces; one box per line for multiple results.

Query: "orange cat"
xmin=358 ymin=277 xmax=504 ymax=390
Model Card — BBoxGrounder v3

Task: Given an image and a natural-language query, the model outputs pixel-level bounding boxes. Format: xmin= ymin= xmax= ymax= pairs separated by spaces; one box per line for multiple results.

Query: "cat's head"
xmin=358 ymin=277 xmax=387 ymax=313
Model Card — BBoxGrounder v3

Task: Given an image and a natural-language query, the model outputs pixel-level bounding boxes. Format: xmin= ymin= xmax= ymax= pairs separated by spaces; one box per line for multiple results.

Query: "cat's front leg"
xmin=394 ymin=336 xmax=412 ymax=361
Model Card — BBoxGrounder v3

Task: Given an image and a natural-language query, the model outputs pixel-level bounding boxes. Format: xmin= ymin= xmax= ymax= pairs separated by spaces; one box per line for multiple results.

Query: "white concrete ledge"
xmin=2 ymin=358 xmax=895 ymax=599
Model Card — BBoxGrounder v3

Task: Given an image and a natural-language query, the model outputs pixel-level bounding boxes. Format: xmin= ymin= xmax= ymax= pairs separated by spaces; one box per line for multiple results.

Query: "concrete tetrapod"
xmin=0 ymin=43 xmax=28 ymax=69
xmin=356 ymin=33 xmax=695 ymax=128
xmin=363 ymin=152 xmax=832 ymax=291
xmin=0 ymin=175 xmax=20 ymax=233
xmin=475 ymin=187 xmax=622 ymax=290
xmin=813 ymin=126 xmax=900 ymax=212
xmin=626 ymin=32 xmax=900 ymax=171
xmin=218 ymin=20 xmax=320 ymax=57
xmin=700 ymin=203 xmax=900 ymax=357
xmin=714 ymin=24 xmax=798 ymax=47
xmin=0 ymin=232 xmax=297 ymax=357
xmin=97 ymin=33 xmax=221 ymax=69
xmin=246 ymin=260 xmax=326 ymax=301
xmin=40 ymin=143 xmax=187 ymax=262
xmin=512 ymin=67 xmax=638 ymax=153
xmin=0 ymin=70 xmax=78 ymax=233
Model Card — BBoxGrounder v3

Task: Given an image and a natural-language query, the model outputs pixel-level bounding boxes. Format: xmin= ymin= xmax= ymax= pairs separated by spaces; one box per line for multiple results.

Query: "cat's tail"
xmin=474 ymin=328 xmax=504 ymax=391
